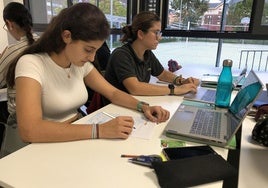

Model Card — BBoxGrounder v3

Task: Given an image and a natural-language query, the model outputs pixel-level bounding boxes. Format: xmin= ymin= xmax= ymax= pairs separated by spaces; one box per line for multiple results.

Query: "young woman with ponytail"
xmin=0 ymin=2 xmax=38 ymax=88
xmin=0 ymin=2 xmax=38 ymax=124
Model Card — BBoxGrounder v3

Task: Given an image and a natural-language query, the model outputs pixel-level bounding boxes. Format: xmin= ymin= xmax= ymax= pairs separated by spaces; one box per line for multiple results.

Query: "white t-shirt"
xmin=15 ymin=53 xmax=93 ymax=122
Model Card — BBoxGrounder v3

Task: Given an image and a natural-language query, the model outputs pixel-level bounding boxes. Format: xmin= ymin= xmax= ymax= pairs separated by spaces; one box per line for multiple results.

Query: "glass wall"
xmin=73 ymin=0 xmax=127 ymax=28
xmin=25 ymin=0 xmax=268 ymax=70
xmin=152 ymin=37 xmax=268 ymax=71
xmin=29 ymin=0 xmax=128 ymax=28
xmin=29 ymin=0 xmax=68 ymax=24
xmin=167 ymin=0 xmax=253 ymax=32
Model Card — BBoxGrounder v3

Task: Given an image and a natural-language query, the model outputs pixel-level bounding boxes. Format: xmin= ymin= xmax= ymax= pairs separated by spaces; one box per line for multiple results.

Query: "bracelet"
xmin=91 ymin=123 xmax=97 ymax=139
xmin=136 ymin=101 xmax=149 ymax=112
xmin=173 ymin=75 xmax=183 ymax=85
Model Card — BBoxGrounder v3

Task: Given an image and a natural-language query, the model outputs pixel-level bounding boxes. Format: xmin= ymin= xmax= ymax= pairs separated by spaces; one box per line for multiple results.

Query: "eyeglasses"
xmin=149 ymin=30 xmax=162 ymax=38
xmin=3 ymin=24 xmax=8 ymax=32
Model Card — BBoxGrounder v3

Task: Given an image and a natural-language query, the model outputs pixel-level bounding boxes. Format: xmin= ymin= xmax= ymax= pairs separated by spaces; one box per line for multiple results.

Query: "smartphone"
xmin=162 ymin=145 xmax=217 ymax=160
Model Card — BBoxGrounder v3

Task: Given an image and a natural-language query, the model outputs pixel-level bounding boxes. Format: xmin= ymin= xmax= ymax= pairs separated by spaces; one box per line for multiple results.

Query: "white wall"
xmin=0 ymin=0 xmax=23 ymax=52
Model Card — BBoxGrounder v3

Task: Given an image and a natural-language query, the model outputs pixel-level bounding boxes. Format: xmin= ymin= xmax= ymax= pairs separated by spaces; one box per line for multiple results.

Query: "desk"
xmin=0 ymin=66 xmax=267 ymax=188
xmin=238 ymin=117 xmax=268 ymax=188
xmin=0 ymin=95 xmax=229 ymax=188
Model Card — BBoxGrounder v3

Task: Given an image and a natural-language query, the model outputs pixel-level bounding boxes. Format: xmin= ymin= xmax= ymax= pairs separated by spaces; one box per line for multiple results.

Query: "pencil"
xmin=102 ymin=111 xmax=115 ymax=119
xmin=121 ymin=154 xmax=140 ymax=158
xmin=102 ymin=111 xmax=136 ymax=129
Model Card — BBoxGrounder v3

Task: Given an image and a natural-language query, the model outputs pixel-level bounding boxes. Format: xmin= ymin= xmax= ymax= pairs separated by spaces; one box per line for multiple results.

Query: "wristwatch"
xmin=168 ymin=84 xmax=175 ymax=95
xmin=137 ymin=101 xmax=149 ymax=112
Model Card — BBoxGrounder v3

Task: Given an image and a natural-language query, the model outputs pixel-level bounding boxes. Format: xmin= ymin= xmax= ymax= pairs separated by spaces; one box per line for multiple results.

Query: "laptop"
xmin=183 ymin=87 xmax=217 ymax=104
xmin=165 ymin=70 xmax=263 ymax=147
xmin=183 ymin=69 xmax=247 ymax=104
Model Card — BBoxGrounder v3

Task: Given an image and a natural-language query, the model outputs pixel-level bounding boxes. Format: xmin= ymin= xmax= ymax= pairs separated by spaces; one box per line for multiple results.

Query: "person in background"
xmin=0 ymin=2 xmax=38 ymax=88
xmin=104 ymin=11 xmax=199 ymax=100
xmin=5 ymin=3 xmax=170 ymax=143
xmin=0 ymin=2 xmax=38 ymax=124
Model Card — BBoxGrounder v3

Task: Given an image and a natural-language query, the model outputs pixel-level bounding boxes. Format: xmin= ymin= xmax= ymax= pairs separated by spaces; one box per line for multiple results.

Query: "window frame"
xmin=251 ymin=0 xmax=268 ymax=35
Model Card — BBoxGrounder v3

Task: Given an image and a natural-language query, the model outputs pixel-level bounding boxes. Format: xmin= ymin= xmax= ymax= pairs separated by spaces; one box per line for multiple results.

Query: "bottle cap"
xmin=223 ymin=59 xmax=233 ymax=67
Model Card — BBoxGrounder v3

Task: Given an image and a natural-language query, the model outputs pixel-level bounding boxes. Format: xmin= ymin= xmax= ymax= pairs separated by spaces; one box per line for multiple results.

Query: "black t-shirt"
xmin=105 ymin=43 xmax=164 ymax=93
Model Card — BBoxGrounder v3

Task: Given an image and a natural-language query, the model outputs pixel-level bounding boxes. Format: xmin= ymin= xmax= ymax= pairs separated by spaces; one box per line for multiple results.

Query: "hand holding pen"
xmin=98 ymin=112 xmax=135 ymax=139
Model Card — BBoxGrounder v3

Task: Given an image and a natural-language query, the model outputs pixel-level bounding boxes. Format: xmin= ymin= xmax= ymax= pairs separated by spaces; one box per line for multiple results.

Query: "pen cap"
xmin=222 ymin=59 xmax=233 ymax=67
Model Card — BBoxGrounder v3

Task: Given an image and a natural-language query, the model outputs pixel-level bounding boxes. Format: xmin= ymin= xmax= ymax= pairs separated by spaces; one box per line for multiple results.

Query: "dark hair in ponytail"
xmin=120 ymin=11 xmax=160 ymax=43
xmin=3 ymin=2 xmax=34 ymax=45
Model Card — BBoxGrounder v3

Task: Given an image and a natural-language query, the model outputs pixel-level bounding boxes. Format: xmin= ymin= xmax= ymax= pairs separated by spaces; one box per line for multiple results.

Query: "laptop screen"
xmin=229 ymin=70 xmax=263 ymax=119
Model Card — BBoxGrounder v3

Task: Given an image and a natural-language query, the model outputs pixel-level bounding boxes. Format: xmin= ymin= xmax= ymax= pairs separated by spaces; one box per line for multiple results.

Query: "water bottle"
xmin=215 ymin=59 xmax=233 ymax=108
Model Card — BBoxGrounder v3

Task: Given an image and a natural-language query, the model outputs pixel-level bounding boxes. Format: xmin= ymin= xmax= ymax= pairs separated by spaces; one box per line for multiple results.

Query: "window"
xmin=26 ymin=0 xmax=128 ymax=30
xmin=73 ymin=0 xmax=128 ymax=29
xmin=28 ymin=0 xmax=68 ymax=24
xmin=139 ymin=0 xmax=160 ymax=15
xmin=161 ymin=0 xmax=268 ymax=67
xmin=23 ymin=0 xmax=268 ymax=69
xmin=154 ymin=37 xmax=268 ymax=71
xmin=165 ymin=0 xmax=254 ymax=32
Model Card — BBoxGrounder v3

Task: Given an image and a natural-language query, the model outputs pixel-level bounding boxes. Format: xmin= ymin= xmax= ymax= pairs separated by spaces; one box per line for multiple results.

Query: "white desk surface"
xmin=238 ymin=117 xmax=268 ymax=188
xmin=0 ymin=96 xmax=228 ymax=188
xmin=0 ymin=66 xmax=267 ymax=188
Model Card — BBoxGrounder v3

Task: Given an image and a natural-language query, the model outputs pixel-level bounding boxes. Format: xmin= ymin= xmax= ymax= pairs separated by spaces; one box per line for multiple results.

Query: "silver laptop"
xmin=183 ymin=70 xmax=247 ymax=104
xmin=165 ymin=70 xmax=263 ymax=147
xmin=183 ymin=87 xmax=217 ymax=104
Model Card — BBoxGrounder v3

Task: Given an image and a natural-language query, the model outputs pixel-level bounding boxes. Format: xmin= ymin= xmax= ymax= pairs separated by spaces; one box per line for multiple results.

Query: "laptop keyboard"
xmin=201 ymin=90 xmax=216 ymax=102
xmin=190 ymin=109 xmax=221 ymax=138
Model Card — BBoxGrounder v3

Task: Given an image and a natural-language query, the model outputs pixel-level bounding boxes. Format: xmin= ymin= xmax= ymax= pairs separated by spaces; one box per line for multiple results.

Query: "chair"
xmin=86 ymin=92 xmax=104 ymax=114
xmin=239 ymin=50 xmax=268 ymax=71
xmin=0 ymin=114 xmax=28 ymax=158
xmin=85 ymin=42 xmax=110 ymax=114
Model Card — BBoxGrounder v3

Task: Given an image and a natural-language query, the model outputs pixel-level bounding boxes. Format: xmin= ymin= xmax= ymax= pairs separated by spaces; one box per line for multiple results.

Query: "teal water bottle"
xmin=215 ymin=59 xmax=233 ymax=108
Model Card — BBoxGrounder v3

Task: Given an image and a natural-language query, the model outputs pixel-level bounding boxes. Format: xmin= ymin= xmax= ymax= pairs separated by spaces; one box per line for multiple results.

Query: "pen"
xmin=203 ymin=74 xmax=219 ymax=76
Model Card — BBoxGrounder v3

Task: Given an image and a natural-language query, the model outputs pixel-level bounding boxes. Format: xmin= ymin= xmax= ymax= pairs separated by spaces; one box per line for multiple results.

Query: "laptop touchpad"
xmin=167 ymin=106 xmax=195 ymax=131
